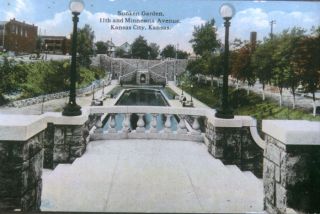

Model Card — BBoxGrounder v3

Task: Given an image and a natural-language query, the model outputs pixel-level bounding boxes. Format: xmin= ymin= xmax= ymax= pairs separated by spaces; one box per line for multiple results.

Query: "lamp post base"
xmin=62 ymin=102 xmax=82 ymax=116
xmin=215 ymin=109 xmax=234 ymax=119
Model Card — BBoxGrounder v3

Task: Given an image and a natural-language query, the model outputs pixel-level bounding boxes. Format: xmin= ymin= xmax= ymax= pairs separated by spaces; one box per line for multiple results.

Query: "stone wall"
xmin=206 ymin=122 xmax=263 ymax=178
xmin=6 ymin=79 xmax=109 ymax=108
xmin=0 ymin=110 xmax=95 ymax=211
xmin=120 ymin=71 xmax=137 ymax=84
xmin=263 ymin=135 xmax=320 ymax=213
xmin=42 ymin=124 xmax=90 ymax=169
xmin=0 ymin=133 xmax=44 ymax=211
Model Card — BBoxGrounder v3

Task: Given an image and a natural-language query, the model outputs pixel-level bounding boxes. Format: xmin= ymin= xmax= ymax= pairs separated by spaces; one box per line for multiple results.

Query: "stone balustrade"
xmin=89 ymin=106 xmax=206 ymax=142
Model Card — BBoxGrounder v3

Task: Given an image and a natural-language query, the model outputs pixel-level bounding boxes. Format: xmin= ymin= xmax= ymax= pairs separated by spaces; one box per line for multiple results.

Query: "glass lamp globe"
xmin=69 ymin=0 xmax=85 ymax=14
xmin=219 ymin=3 xmax=235 ymax=19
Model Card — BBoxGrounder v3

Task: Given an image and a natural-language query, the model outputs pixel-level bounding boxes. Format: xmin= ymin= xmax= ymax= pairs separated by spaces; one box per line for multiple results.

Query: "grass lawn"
xmin=181 ymin=82 xmax=320 ymax=122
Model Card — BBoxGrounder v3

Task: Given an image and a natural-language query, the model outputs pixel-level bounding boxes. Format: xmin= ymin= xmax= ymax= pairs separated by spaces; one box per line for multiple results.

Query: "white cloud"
xmin=36 ymin=10 xmax=206 ymax=53
xmin=217 ymin=8 xmax=320 ymax=43
xmin=36 ymin=7 xmax=319 ymax=54
xmin=5 ymin=0 xmax=33 ymax=20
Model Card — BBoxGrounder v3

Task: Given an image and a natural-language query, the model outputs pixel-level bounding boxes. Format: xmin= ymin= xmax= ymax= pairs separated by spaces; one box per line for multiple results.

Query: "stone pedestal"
xmin=263 ymin=120 xmax=320 ymax=213
xmin=53 ymin=124 xmax=89 ymax=168
xmin=206 ymin=117 xmax=263 ymax=178
xmin=0 ymin=133 xmax=44 ymax=211
xmin=0 ymin=112 xmax=91 ymax=212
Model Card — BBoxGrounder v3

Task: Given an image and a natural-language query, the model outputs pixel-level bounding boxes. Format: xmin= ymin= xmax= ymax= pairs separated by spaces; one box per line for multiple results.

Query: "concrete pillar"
xmin=262 ymin=120 xmax=320 ymax=213
xmin=205 ymin=117 xmax=263 ymax=178
xmin=53 ymin=124 xmax=89 ymax=167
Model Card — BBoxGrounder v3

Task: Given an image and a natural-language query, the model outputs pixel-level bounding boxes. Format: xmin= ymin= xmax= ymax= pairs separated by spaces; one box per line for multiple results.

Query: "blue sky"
xmin=1 ymin=0 xmax=319 ymax=52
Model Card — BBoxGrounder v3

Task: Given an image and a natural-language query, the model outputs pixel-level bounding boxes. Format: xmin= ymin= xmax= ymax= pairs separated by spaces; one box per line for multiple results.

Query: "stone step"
xmin=242 ymin=171 xmax=257 ymax=180
xmin=48 ymin=164 xmax=73 ymax=181
xmin=225 ymin=165 xmax=242 ymax=174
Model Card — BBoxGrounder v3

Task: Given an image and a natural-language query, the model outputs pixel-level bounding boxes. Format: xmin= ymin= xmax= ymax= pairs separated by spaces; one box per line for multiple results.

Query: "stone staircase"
xmin=41 ymin=140 xmax=263 ymax=213
xmin=98 ymin=55 xmax=188 ymax=82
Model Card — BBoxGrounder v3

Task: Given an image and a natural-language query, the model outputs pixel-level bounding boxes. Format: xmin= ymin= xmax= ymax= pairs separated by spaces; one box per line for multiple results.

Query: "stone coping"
xmin=262 ymin=120 xmax=320 ymax=145
xmin=0 ymin=109 xmax=90 ymax=141
xmin=0 ymin=106 xmax=262 ymax=142
xmin=208 ymin=115 xmax=257 ymax=127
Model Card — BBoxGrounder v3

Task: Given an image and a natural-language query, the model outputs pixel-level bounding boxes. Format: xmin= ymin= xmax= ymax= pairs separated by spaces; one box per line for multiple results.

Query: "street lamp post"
xmin=148 ymin=51 xmax=150 ymax=69
xmin=215 ymin=3 xmax=235 ymax=119
xmin=190 ymin=84 xmax=193 ymax=103
xmin=181 ymin=82 xmax=184 ymax=96
xmin=62 ymin=0 xmax=84 ymax=116
xmin=45 ymin=43 xmax=48 ymax=60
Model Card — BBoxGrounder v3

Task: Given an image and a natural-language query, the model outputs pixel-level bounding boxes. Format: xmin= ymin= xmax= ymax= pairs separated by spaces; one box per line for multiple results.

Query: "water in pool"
xmin=116 ymin=88 xmax=169 ymax=106
xmin=103 ymin=88 xmax=178 ymax=131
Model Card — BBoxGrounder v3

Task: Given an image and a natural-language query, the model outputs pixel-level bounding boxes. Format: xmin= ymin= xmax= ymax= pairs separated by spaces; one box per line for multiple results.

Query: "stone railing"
xmin=119 ymin=70 xmax=137 ymax=83
xmin=89 ymin=106 xmax=207 ymax=142
xmin=6 ymin=78 xmax=110 ymax=108
xmin=149 ymin=71 xmax=167 ymax=84
xmin=99 ymin=55 xmax=188 ymax=81
xmin=1 ymin=105 xmax=320 ymax=213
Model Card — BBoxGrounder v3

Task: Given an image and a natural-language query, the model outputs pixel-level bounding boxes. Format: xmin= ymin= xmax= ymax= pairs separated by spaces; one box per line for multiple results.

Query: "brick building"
xmin=0 ymin=18 xmax=38 ymax=54
xmin=41 ymin=36 xmax=70 ymax=55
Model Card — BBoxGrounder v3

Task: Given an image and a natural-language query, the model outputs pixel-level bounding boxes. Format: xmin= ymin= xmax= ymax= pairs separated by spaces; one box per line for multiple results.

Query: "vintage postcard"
xmin=0 ymin=0 xmax=319 ymax=213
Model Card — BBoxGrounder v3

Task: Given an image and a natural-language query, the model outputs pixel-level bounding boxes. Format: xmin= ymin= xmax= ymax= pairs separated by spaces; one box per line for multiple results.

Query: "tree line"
xmin=95 ymin=35 xmax=189 ymax=59
xmin=187 ymin=19 xmax=320 ymax=113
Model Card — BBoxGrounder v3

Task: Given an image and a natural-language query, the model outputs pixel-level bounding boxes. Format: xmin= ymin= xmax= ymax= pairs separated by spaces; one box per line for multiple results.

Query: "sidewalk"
xmin=167 ymin=81 xmax=210 ymax=109
xmin=0 ymin=82 xmax=118 ymax=115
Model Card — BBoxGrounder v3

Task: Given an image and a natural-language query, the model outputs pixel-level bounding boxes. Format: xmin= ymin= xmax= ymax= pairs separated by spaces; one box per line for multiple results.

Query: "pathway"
xmin=167 ymin=81 xmax=210 ymax=109
xmin=0 ymin=81 xmax=118 ymax=115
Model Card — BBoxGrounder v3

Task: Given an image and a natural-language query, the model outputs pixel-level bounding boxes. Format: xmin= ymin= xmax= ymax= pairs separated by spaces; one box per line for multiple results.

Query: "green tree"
xmin=292 ymin=29 xmax=320 ymax=115
xmin=186 ymin=57 xmax=206 ymax=82
xmin=76 ymin=24 xmax=95 ymax=67
xmin=115 ymin=48 xmax=126 ymax=58
xmin=148 ymin=43 xmax=160 ymax=59
xmin=36 ymin=37 xmax=42 ymax=58
xmin=251 ymin=39 xmax=274 ymax=100
xmin=177 ymin=50 xmax=189 ymax=59
xmin=189 ymin=19 xmax=220 ymax=56
xmin=95 ymin=41 xmax=108 ymax=54
xmin=131 ymin=36 xmax=149 ymax=59
xmin=230 ymin=42 xmax=256 ymax=94
xmin=272 ymin=28 xmax=305 ymax=107
xmin=0 ymin=57 xmax=13 ymax=103
xmin=161 ymin=44 xmax=175 ymax=58
xmin=208 ymin=53 xmax=223 ymax=86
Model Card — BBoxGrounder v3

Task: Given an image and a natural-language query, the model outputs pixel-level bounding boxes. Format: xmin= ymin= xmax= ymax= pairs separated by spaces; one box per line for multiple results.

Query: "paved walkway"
xmin=0 ymin=82 xmax=117 ymax=115
xmin=41 ymin=140 xmax=263 ymax=213
xmin=167 ymin=82 xmax=210 ymax=109
xmin=231 ymin=80 xmax=320 ymax=110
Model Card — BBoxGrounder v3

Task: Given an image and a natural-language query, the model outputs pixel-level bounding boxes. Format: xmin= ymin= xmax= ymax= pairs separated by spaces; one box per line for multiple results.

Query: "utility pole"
xmin=270 ymin=20 xmax=276 ymax=40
